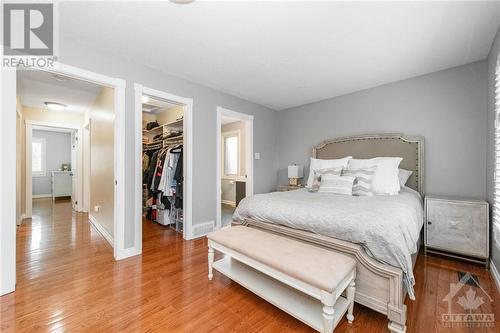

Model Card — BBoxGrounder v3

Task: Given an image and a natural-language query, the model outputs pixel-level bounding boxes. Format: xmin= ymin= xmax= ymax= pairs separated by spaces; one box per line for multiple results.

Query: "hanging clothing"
xmin=146 ymin=150 xmax=159 ymax=189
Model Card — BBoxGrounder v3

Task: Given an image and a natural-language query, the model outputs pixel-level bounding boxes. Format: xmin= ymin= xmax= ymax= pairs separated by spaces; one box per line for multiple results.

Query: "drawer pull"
xmin=427 ymin=221 xmax=432 ymax=225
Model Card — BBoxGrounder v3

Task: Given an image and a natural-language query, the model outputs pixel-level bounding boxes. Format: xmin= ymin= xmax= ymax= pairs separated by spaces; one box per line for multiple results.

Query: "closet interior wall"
xmin=142 ymin=99 xmax=184 ymax=233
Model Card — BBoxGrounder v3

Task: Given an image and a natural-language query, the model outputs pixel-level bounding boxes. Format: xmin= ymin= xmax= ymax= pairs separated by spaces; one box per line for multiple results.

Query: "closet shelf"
xmin=142 ymin=119 xmax=183 ymax=135
xmin=142 ymin=126 xmax=163 ymax=135
xmin=165 ymin=118 xmax=183 ymax=129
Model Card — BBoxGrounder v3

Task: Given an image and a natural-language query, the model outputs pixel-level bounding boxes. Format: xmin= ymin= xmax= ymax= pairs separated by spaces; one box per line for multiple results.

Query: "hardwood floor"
xmin=1 ymin=198 xmax=499 ymax=332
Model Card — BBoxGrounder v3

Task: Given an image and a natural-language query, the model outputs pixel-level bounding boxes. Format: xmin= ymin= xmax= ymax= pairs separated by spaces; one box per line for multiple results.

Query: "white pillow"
xmin=398 ymin=168 xmax=413 ymax=187
xmin=318 ymin=174 xmax=355 ymax=196
xmin=348 ymin=157 xmax=402 ymax=195
xmin=342 ymin=166 xmax=377 ymax=196
xmin=309 ymin=167 xmax=343 ymax=192
xmin=306 ymin=156 xmax=352 ymax=188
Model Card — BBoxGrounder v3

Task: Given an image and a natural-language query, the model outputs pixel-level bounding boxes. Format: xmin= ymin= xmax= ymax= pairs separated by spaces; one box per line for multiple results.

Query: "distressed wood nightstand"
xmin=424 ymin=195 xmax=489 ymax=266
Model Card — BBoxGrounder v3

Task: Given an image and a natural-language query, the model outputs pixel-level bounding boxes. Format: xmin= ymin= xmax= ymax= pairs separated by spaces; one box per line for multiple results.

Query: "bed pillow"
xmin=342 ymin=166 xmax=377 ymax=196
xmin=348 ymin=157 xmax=402 ymax=195
xmin=309 ymin=167 xmax=343 ymax=192
xmin=398 ymin=168 xmax=413 ymax=187
xmin=306 ymin=156 xmax=352 ymax=188
xmin=318 ymin=174 xmax=355 ymax=196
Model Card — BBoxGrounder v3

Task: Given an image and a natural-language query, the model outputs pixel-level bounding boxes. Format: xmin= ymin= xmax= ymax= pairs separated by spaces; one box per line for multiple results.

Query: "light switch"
xmin=254 ymin=152 xmax=261 ymax=160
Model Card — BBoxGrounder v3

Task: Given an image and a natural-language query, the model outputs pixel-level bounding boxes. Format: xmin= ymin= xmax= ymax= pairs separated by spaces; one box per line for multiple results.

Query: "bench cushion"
xmin=207 ymin=226 xmax=356 ymax=293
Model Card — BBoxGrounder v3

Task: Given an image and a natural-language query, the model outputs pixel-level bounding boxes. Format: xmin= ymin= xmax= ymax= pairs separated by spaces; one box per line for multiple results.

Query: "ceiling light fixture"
xmin=44 ymin=102 xmax=67 ymax=111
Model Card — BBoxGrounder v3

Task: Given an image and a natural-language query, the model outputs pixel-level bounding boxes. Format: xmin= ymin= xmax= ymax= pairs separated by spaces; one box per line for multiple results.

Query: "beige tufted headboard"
xmin=313 ymin=134 xmax=424 ymax=195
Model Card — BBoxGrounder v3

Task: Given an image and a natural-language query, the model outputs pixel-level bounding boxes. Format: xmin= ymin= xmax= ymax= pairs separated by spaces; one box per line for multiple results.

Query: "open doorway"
xmin=216 ymin=107 xmax=254 ymax=229
xmin=141 ymin=96 xmax=184 ymax=232
xmin=16 ymin=69 xmax=116 ymax=257
xmin=1 ymin=63 xmax=127 ymax=296
xmin=30 ymin=125 xmax=76 ymax=208
xmin=134 ymin=84 xmax=193 ymax=248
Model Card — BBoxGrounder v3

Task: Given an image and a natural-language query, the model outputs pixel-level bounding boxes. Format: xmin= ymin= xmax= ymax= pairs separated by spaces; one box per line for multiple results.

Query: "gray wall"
xmin=277 ymin=61 xmax=488 ymax=200
xmin=487 ymin=27 xmax=500 ymax=271
xmin=58 ymin=37 xmax=278 ymax=246
xmin=32 ymin=130 xmax=71 ymax=196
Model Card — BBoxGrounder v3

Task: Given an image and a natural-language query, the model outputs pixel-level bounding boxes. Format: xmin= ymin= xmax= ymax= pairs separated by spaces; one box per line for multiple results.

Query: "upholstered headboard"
xmin=313 ymin=134 xmax=424 ymax=195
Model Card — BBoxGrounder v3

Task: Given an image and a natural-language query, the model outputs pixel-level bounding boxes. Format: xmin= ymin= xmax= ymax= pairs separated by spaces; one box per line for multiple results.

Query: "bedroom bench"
xmin=207 ymin=226 xmax=356 ymax=333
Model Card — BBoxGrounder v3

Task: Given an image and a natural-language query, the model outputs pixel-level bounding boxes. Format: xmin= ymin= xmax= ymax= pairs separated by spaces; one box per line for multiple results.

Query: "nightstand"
xmin=277 ymin=185 xmax=302 ymax=192
xmin=424 ymin=195 xmax=489 ymax=266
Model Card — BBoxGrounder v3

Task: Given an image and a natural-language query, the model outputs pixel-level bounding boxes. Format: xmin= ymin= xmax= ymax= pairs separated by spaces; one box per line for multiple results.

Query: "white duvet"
xmin=233 ymin=187 xmax=423 ymax=299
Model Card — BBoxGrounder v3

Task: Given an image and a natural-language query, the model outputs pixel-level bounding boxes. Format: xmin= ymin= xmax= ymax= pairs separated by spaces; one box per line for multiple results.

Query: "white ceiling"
xmin=60 ymin=2 xmax=500 ymax=110
xmin=221 ymin=116 xmax=241 ymax=126
xmin=142 ymin=96 xmax=180 ymax=114
xmin=18 ymin=69 xmax=102 ymax=113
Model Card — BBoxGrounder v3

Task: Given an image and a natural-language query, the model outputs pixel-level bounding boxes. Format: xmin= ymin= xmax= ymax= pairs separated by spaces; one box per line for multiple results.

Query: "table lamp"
xmin=288 ymin=164 xmax=303 ymax=186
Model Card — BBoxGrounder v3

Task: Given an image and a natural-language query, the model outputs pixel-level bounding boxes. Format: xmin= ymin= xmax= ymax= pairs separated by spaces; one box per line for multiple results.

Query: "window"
xmin=494 ymin=58 xmax=500 ymax=248
xmin=32 ymin=137 xmax=46 ymax=177
xmin=223 ymin=133 xmax=239 ymax=176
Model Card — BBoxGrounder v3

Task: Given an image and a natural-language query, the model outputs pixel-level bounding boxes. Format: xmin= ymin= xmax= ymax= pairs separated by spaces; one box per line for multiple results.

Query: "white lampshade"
xmin=288 ymin=164 xmax=303 ymax=178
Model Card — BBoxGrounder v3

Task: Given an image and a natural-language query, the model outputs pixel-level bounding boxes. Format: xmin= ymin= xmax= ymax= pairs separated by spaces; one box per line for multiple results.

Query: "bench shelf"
xmin=213 ymin=256 xmax=350 ymax=332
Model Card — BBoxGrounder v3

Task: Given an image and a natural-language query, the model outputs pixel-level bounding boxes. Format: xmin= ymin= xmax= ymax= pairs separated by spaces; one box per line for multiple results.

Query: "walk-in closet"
xmin=142 ymin=96 xmax=184 ymax=232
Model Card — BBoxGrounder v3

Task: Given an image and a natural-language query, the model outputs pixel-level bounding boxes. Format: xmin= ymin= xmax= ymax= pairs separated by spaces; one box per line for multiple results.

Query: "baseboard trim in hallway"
xmin=89 ymin=214 xmax=114 ymax=247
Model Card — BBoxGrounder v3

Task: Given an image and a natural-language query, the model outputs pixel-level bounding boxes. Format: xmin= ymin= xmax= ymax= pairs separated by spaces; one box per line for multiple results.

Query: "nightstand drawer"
xmin=426 ymin=199 xmax=488 ymax=258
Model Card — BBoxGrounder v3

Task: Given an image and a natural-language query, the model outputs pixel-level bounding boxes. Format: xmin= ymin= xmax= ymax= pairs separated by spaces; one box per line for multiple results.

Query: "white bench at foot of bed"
xmin=207 ymin=226 xmax=356 ymax=333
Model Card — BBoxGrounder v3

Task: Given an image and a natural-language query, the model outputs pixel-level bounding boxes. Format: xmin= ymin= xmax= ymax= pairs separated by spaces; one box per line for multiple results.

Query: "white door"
xmin=71 ymin=131 xmax=78 ymax=210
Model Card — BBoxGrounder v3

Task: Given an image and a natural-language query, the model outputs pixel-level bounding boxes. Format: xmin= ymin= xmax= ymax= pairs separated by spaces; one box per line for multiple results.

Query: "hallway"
xmin=1 ymin=199 xmax=499 ymax=332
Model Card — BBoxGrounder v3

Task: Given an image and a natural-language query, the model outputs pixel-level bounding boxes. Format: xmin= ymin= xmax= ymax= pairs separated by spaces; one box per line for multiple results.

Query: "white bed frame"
xmin=240 ymin=133 xmax=424 ymax=333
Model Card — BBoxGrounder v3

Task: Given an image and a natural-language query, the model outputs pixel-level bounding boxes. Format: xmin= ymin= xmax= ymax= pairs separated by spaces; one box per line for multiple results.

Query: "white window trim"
xmin=222 ymin=129 xmax=241 ymax=177
xmin=32 ymin=137 xmax=46 ymax=177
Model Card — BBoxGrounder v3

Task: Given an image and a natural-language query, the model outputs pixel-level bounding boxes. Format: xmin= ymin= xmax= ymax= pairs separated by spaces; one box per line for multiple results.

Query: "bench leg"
xmin=208 ymin=246 xmax=214 ymax=281
xmin=320 ymin=291 xmax=336 ymax=333
xmin=388 ymin=321 xmax=406 ymax=333
xmin=346 ymin=280 xmax=355 ymax=324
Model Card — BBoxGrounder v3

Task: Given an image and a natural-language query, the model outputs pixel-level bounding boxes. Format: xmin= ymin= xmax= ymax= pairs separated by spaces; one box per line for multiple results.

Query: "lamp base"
xmin=288 ymin=178 xmax=300 ymax=186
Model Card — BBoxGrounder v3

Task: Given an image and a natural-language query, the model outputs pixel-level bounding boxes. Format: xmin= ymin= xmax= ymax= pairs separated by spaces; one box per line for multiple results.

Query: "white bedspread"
xmin=233 ymin=187 xmax=423 ymax=299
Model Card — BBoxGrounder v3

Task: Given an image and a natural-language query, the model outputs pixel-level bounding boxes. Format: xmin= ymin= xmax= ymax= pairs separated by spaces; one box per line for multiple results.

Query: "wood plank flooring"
xmin=1 ymin=198 xmax=499 ymax=332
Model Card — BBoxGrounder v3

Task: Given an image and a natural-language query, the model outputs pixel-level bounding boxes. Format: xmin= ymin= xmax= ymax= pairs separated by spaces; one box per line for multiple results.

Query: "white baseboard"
xmin=89 ymin=215 xmax=114 ymax=247
xmin=32 ymin=194 xmax=52 ymax=198
xmin=116 ymin=246 xmax=141 ymax=260
xmin=221 ymin=200 xmax=236 ymax=207
xmin=490 ymin=260 xmax=500 ymax=293
xmin=16 ymin=213 xmax=26 ymax=226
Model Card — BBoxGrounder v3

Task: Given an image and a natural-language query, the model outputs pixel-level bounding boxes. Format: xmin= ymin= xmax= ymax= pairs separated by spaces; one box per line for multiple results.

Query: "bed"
xmin=233 ymin=133 xmax=424 ymax=333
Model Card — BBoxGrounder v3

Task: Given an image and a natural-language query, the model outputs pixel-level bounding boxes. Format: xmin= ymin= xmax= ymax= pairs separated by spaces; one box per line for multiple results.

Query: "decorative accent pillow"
xmin=318 ymin=174 xmax=355 ymax=196
xmin=306 ymin=156 xmax=352 ymax=188
xmin=398 ymin=168 xmax=413 ymax=187
xmin=348 ymin=157 xmax=403 ymax=195
xmin=342 ymin=166 xmax=377 ymax=196
xmin=309 ymin=167 xmax=343 ymax=192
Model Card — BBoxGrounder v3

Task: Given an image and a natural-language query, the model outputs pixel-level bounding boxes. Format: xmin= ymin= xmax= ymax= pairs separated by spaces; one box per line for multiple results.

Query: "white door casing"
xmin=134 ymin=83 xmax=194 ymax=252
xmin=1 ymin=62 xmax=127 ymax=296
xmin=216 ymin=106 xmax=254 ymax=230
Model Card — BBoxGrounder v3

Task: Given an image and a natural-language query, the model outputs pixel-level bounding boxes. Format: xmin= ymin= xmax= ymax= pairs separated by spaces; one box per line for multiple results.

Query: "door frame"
xmin=0 ymin=62 xmax=127 ymax=296
xmin=216 ymin=106 xmax=254 ymax=230
xmin=134 ymin=83 xmax=194 ymax=248
xmin=25 ymin=121 xmax=83 ymax=216
xmin=83 ymin=121 xmax=91 ymax=213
